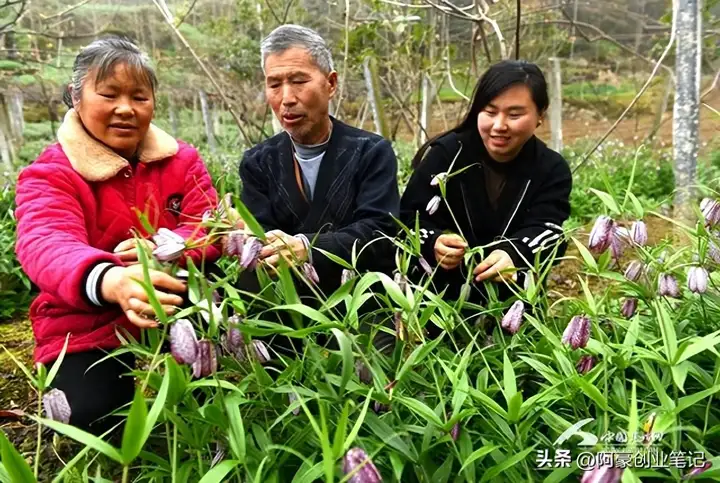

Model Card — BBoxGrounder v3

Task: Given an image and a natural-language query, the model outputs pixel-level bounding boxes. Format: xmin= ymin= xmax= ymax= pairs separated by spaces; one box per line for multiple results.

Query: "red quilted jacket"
xmin=15 ymin=110 xmax=221 ymax=364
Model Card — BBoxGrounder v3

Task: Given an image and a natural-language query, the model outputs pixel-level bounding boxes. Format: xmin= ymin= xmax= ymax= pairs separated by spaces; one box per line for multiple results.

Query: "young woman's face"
xmin=74 ymin=63 xmax=155 ymax=159
xmin=477 ymin=84 xmax=542 ymax=162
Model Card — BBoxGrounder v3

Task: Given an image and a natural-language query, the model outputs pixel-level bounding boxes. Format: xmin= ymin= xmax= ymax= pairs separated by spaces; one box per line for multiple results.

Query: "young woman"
xmin=400 ymin=60 xmax=572 ymax=308
xmin=15 ymin=37 xmax=220 ymax=434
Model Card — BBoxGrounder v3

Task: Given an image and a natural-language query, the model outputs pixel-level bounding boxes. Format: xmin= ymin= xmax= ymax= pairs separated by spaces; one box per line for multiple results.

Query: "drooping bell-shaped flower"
xmin=580 ymin=465 xmax=624 ymax=483
xmin=341 ymin=269 xmax=356 ymax=285
xmin=192 ymin=340 xmax=217 ymax=378
xmin=687 ymin=266 xmax=709 ymax=294
xmin=683 ymin=461 xmax=712 ymax=480
xmin=430 ymin=172 xmax=448 ymax=187
xmin=708 ymin=241 xmax=720 ymax=264
xmin=223 ymin=230 xmax=245 ymax=258
xmin=450 ymin=422 xmax=461 ymax=441
xmin=624 ymin=260 xmax=643 ymax=282
xmin=576 ymin=355 xmax=596 ymax=375
xmin=342 ymin=447 xmax=383 ymax=483
xmin=223 ymin=325 xmax=246 ymax=361
xmin=153 ymin=227 xmax=185 ymax=247
xmin=302 ymin=263 xmax=320 ymax=284
xmin=630 ymin=220 xmax=648 ymax=246
xmin=419 ymin=257 xmax=433 ymax=276
xmin=43 ymin=388 xmax=71 ymax=424
xmin=288 ymin=393 xmax=301 ymax=416
xmin=658 ymin=273 xmax=680 ymax=298
xmin=621 ymin=298 xmax=637 ymax=318
xmin=170 ymin=319 xmax=199 ymax=365
xmin=240 ymin=237 xmax=262 ymax=270
xmin=153 ymin=242 xmax=186 ymax=262
xmin=500 ymin=300 xmax=524 ymax=335
xmin=701 ymin=198 xmax=720 ymax=227
xmin=355 ymin=359 xmax=372 ymax=384
xmin=561 ymin=315 xmax=591 ymax=350
xmin=588 ymin=216 xmax=615 ymax=254
xmin=252 ymin=340 xmax=271 ymax=363
xmin=609 ymin=226 xmax=625 ymax=261
xmin=394 ymin=272 xmax=407 ymax=292
xmin=426 ymin=195 xmax=441 ymax=216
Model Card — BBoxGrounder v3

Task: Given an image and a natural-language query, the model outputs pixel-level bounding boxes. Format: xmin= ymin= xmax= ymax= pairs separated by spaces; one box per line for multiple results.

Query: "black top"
xmin=239 ymin=117 xmax=400 ymax=295
xmin=400 ymin=129 xmax=572 ymax=303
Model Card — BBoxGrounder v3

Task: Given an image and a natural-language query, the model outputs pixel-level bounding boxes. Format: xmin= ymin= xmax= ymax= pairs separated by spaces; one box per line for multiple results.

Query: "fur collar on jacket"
xmin=57 ymin=109 xmax=178 ymax=182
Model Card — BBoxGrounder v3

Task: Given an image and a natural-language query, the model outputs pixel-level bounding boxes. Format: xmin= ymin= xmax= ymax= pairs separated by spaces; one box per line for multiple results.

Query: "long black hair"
xmin=411 ymin=60 xmax=549 ymax=168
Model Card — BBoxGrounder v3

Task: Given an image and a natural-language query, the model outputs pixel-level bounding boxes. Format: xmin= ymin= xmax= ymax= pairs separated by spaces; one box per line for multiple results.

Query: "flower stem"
xmin=34 ymin=390 xmax=42 ymax=478
xmin=122 ymin=465 xmax=129 ymax=483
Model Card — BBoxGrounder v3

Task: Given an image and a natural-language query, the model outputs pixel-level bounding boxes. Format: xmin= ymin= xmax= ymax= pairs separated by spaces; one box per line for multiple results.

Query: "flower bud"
xmin=192 ymin=340 xmax=217 ymax=378
xmin=588 ymin=216 xmax=614 ymax=254
xmin=302 ymin=263 xmax=320 ymax=284
xmin=430 ymin=172 xmax=448 ymax=187
xmin=630 ymin=220 xmax=648 ymax=246
xmin=252 ymin=340 xmax=271 ymax=363
xmin=43 ymin=388 xmax=71 ymax=424
xmin=624 ymin=260 xmax=643 ymax=282
xmin=153 ymin=242 xmax=185 ymax=262
xmin=658 ymin=273 xmax=680 ymax=298
xmin=170 ymin=319 xmax=199 ymax=365
xmin=223 ymin=326 xmax=246 ymax=360
xmin=580 ymin=466 xmax=624 ymax=483
xmin=373 ymin=402 xmax=389 ymax=414
xmin=450 ymin=422 xmax=461 ymax=441
xmin=683 ymin=461 xmax=712 ymax=480
xmin=709 ymin=242 xmax=720 ymax=264
xmin=355 ymin=360 xmax=372 ymax=384
xmin=500 ymin=300 xmax=524 ymax=335
xmin=394 ymin=272 xmax=407 ymax=292
xmin=687 ymin=266 xmax=709 ymax=294
xmin=343 ymin=447 xmax=383 ymax=483
xmin=210 ymin=442 xmax=226 ymax=469
xmin=419 ymin=257 xmax=432 ymax=275
xmin=393 ymin=311 xmax=406 ymax=341
xmin=621 ymin=298 xmax=637 ymax=318
xmin=562 ymin=315 xmax=591 ymax=350
xmin=341 ymin=269 xmax=356 ymax=285
xmin=240 ymin=237 xmax=262 ymax=270
xmin=288 ymin=393 xmax=301 ymax=416
xmin=426 ymin=195 xmax=441 ymax=216
xmin=576 ymin=355 xmax=596 ymax=374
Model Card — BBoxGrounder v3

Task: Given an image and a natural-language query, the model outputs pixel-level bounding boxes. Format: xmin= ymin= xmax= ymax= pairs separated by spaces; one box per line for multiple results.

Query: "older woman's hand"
xmin=473 ymin=249 xmax=517 ymax=283
xmin=101 ymin=265 xmax=186 ymax=328
xmin=434 ymin=234 xmax=467 ymax=270
xmin=113 ymin=238 xmax=157 ymax=264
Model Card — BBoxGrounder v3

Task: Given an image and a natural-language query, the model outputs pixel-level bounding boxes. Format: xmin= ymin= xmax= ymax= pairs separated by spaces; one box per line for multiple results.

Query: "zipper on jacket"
xmin=500 ymin=179 xmax=531 ymax=238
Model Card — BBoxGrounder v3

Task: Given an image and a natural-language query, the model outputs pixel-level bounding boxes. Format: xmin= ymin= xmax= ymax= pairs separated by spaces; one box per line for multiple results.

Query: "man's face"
xmin=264 ymin=47 xmax=337 ymax=145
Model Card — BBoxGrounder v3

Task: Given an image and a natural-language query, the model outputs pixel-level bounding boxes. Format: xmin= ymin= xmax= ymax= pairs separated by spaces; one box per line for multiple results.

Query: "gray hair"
xmin=63 ymin=36 xmax=158 ymax=108
xmin=260 ymin=24 xmax=334 ymax=74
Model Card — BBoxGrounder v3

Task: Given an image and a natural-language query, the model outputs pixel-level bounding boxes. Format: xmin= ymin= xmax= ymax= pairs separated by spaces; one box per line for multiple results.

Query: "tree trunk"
xmin=7 ymin=90 xmax=23 ymax=144
xmin=362 ymin=56 xmax=389 ymax=139
xmin=569 ymin=0 xmax=579 ymax=59
xmin=673 ymin=0 xmax=702 ymax=221
xmin=549 ymin=57 xmax=563 ymax=152
xmin=168 ymin=94 xmax=179 ymax=138
xmin=199 ymin=90 xmax=217 ymax=154
xmin=634 ymin=0 xmax=647 ymax=54
xmin=419 ymin=9 xmax=436 ymax=147
xmin=0 ymin=95 xmax=16 ymax=168
xmin=5 ymin=32 xmax=17 ymax=60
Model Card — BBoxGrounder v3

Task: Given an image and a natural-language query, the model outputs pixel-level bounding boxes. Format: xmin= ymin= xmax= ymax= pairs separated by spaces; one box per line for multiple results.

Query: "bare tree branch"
xmin=514 ymin=0 xmax=520 ymax=59
xmin=263 ymin=0 xmax=282 ymax=24
xmin=40 ymin=0 xmax=94 ymax=21
xmin=13 ymin=27 xmax=111 ymax=40
xmin=175 ymin=0 xmax=199 ymax=28
xmin=0 ymin=0 xmax=28 ymax=34
xmin=572 ymin=0 xmax=678 ymax=173
xmin=334 ymin=0 xmax=351 ymax=117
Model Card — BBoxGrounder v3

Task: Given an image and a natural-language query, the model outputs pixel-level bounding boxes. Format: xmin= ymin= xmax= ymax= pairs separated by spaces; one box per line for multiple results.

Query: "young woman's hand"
xmin=112 ymin=238 xmax=157 ymax=264
xmin=434 ymin=234 xmax=467 ymax=270
xmin=473 ymin=249 xmax=517 ymax=283
xmin=100 ymin=265 xmax=186 ymax=328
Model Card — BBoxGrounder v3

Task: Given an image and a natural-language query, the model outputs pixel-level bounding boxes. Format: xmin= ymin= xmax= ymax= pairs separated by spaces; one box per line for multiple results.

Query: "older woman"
xmin=15 ymin=37 xmax=220 ymax=434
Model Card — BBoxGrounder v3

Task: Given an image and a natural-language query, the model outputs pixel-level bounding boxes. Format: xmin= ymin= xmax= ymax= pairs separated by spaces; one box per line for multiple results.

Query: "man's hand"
xmin=434 ymin=234 xmax=467 ymax=270
xmin=473 ymin=249 xmax=517 ymax=283
xmin=101 ymin=265 xmax=186 ymax=329
xmin=113 ymin=238 xmax=157 ymax=264
xmin=259 ymin=230 xmax=308 ymax=267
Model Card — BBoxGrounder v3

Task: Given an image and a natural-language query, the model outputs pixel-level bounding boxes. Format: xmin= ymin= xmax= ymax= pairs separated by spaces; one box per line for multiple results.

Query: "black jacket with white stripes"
xmin=400 ymin=129 xmax=572 ymax=304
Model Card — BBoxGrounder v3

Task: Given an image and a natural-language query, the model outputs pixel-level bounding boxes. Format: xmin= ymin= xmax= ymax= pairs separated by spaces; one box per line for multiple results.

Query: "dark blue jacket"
xmin=239 ymin=117 xmax=400 ymax=294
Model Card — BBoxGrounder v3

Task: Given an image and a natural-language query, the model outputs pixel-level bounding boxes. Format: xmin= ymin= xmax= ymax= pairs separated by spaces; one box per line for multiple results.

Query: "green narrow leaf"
xmin=44 ymin=335 xmax=70 ymax=390
xmin=198 ymin=460 xmax=241 ymax=483
xmin=35 ymin=418 xmax=123 ymax=463
xmin=0 ymin=428 xmax=35 ymax=483
xmin=479 ymin=446 xmax=536 ymax=483
xmin=121 ymin=388 xmax=149 ymax=464
xmin=451 ymin=372 xmax=469 ymax=416
xmin=468 ymin=388 xmax=508 ymax=419
xmin=627 ymin=380 xmax=638 ymax=451
xmin=344 ymin=390 xmax=373 ymax=452
xmin=311 ymin=246 xmax=353 ymax=270
xmin=394 ymin=396 xmax=443 ymax=427
xmin=332 ymin=401 xmax=350 ymax=458
xmin=574 ymin=377 xmax=609 ymax=411
xmin=1 ymin=346 xmax=37 ymax=387
xmin=268 ymin=304 xmax=332 ymax=325
xmin=143 ymin=366 xmax=170 ymax=443
xmin=674 ymin=330 xmax=720 ymax=364
xmin=225 ymin=397 xmax=246 ymax=463
xmin=654 ymin=300 xmax=677 ymax=363
xmin=589 ymin=188 xmax=620 ymax=214
xmin=377 ymin=272 xmax=412 ymax=312
xmin=640 ymin=361 xmax=675 ymax=410
xmin=503 ymin=351 xmax=517 ymax=405
xmin=671 ymin=362 xmax=690 ymax=392
xmin=577 ymin=276 xmax=597 ymax=315
xmin=571 ymin=237 xmax=598 ymax=271
xmin=232 ymin=199 xmax=266 ymax=241
xmin=675 ymin=384 xmax=720 ymax=414
xmin=459 ymin=445 xmax=499 ymax=473
xmin=165 ymin=355 xmax=188 ymax=406
xmin=396 ymin=337 xmax=443 ymax=382
xmin=331 ymin=329 xmax=353 ymax=395
xmin=276 ymin=262 xmax=302 ymax=329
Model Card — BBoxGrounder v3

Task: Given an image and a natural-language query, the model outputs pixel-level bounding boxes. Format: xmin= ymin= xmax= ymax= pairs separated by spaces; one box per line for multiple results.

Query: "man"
xmin=237 ymin=24 xmax=400 ymax=297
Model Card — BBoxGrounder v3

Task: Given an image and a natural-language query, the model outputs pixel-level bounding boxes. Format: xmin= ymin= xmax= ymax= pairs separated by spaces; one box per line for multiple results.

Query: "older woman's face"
xmin=477 ymin=84 xmax=542 ymax=163
xmin=75 ymin=63 xmax=154 ymax=159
